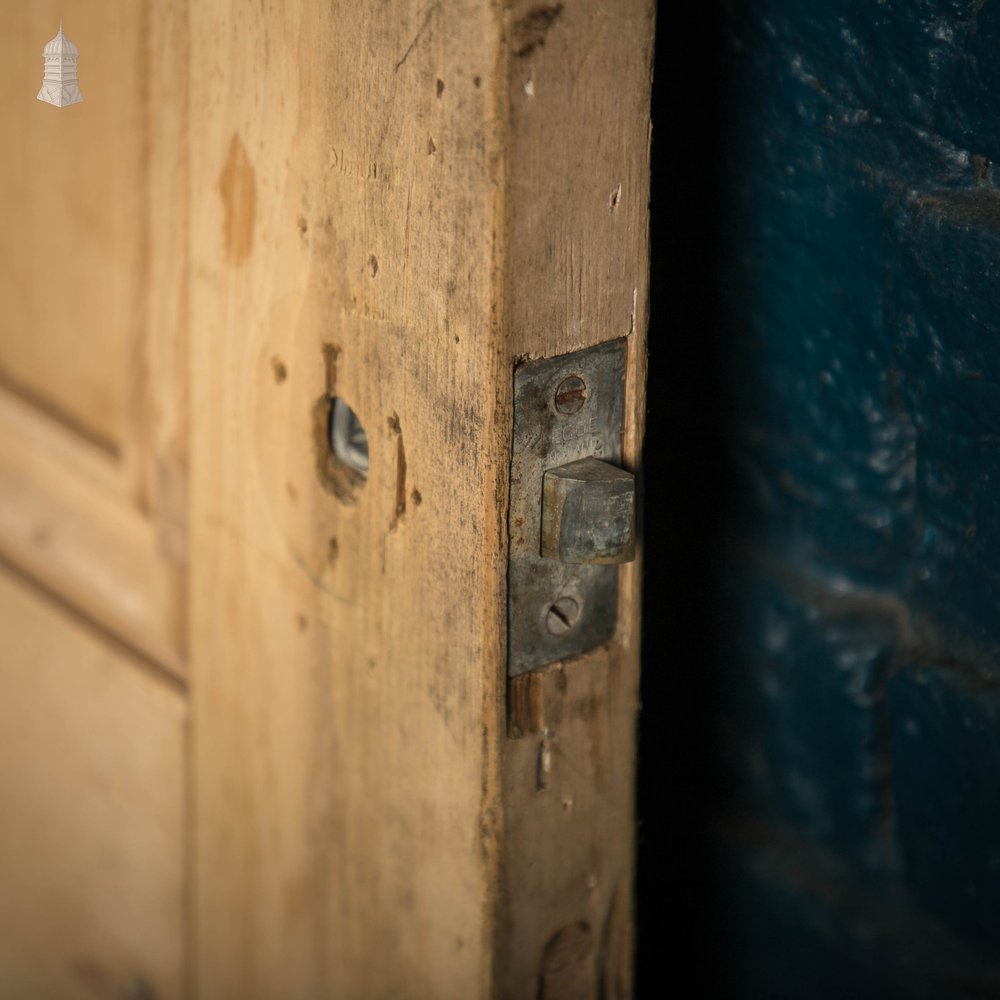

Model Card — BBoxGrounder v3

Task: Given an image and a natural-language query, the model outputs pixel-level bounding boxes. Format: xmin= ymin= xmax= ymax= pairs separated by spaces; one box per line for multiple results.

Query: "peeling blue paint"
xmin=724 ymin=0 xmax=1000 ymax=991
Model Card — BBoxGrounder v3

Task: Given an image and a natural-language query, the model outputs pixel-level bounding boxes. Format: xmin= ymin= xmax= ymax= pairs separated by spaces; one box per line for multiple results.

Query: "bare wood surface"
xmin=124 ymin=0 xmax=190 ymax=549
xmin=0 ymin=2 xmax=146 ymax=451
xmin=498 ymin=2 xmax=653 ymax=997
xmin=0 ymin=0 xmax=652 ymax=991
xmin=0 ymin=564 xmax=185 ymax=999
xmin=505 ymin=1 xmax=653 ymax=364
xmin=0 ymin=0 xmax=188 ymax=670
xmin=0 ymin=387 xmax=185 ymax=675
xmin=190 ymin=1 xmax=652 ymax=996
xmin=190 ymin=3 xmax=506 ymax=996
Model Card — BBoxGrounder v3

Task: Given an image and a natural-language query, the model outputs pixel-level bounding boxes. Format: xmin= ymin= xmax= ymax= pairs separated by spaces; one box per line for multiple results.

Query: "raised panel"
xmin=0 ymin=387 xmax=184 ymax=675
xmin=0 ymin=2 xmax=146 ymax=451
xmin=0 ymin=0 xmax=188 ymax=670
xmin=0 ymin=565 xmax=185 ymax=999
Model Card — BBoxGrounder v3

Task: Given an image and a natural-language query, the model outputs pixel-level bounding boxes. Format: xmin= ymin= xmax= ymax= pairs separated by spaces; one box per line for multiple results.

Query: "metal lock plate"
xmin=508 ymin=339 xmax=631 ymax=675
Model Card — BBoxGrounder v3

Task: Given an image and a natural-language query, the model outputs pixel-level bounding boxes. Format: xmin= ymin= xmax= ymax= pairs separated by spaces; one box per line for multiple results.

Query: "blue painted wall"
xmin=714 ymin=1 xmax=1000 ymax=995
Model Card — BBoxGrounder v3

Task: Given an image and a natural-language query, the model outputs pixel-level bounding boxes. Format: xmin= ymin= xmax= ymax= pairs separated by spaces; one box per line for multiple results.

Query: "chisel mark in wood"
xmin=70 ymin=959 xmax=156 ymax=1000
xmin=368 ymin=254 xmax=379 ymax=278
xmin=536 ymin=921 xmax=594 ymax=999
xmin=512 ymin=4 xmax=564 ymax=58
xmin=482 ymin=724 xmax=491 ymax=797
xmin=394 ymin=3 xmax=440 ymax=72
xmin=599 ymin=881 xmax=631 ymax=1000
xmin=217 ymin=133 xmax=257 ymax=265
xmin=69 ymin=959 xmax=113 ymax=996
xmin=479 ymin=728 xmax=500 ymax=865
xmin=507 ymin=667 xmax=545 ymax=738
xmin=436 ymin=78 xmax=445 ymax=98
xmin=321 ymin=343 xmax=341 ymax=394
xmin=286 ymin=544 xmax=337 ymax=597
xmin=388 ymin=413 xmax=407 ymax=529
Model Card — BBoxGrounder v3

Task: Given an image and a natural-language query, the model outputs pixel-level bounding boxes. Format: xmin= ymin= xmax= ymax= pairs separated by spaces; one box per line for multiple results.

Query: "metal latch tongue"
xmin=508 ymin=339 xmax=635 ymax=676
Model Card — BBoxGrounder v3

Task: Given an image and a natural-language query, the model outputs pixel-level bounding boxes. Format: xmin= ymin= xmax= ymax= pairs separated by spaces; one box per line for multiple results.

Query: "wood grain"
xmin=0 ymin=0 xmax=188 ymax=672
xmin=127 ymin=0 xmax=190 ymax=553
xmin=497 ymin=2 xmax=653 ymax=997
xmin=190 ymin=2 xmax=506 ymax=995
xmin=504 ymin=1 xmax=653 ymax=364
xmin=0 ymin=387 xmax=185 ymax=676
xmin=189 ymin=1 xmax=652 ymax=995
xmin=0 ymin=564 xmax=185 ymax=999
xmin=0 ymin=1 xmax=145 ymax=451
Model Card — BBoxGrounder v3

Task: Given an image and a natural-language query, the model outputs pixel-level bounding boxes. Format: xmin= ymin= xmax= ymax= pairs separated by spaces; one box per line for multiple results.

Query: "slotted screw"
xmin=554 ymin=376 xmax=587 ymax=415
xmin=545 ymin=596 xmax=580 ymax=635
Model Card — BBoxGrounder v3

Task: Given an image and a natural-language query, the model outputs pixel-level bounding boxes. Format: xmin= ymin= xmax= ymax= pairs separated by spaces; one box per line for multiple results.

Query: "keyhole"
xmin=328 ymin=398 xmax=369 ymax=478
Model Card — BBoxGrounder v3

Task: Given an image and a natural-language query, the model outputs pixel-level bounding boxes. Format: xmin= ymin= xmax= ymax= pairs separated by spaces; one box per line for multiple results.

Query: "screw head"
xmin=545 ymin=596 xmax=581 ymax=635
xmin=554 ymin=376 xmax=587 ymax=415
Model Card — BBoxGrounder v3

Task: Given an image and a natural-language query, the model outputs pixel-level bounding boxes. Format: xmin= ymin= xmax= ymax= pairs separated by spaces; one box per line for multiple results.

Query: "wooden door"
xmin=0 ymin=2 xmax=653 ymax=997
xmin=0 ymin=3 xmax=187 ymax=996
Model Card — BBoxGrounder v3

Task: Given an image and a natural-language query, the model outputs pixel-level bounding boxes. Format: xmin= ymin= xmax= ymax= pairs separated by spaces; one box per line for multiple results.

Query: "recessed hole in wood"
xmin=313 ymin=395 xmax=368 ymax=503
xmin=329 ymin=399 xmax=368 ymax=477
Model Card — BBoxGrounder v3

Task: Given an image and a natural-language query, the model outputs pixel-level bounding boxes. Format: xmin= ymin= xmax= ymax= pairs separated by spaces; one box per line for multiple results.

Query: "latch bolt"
xmin=541 ymin=458 xmax=636 ymax=565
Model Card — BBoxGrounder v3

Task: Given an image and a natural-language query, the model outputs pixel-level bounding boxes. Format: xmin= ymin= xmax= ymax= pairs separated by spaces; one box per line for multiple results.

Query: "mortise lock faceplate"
xmin=508 ymin=339 xmax=635 ymax=675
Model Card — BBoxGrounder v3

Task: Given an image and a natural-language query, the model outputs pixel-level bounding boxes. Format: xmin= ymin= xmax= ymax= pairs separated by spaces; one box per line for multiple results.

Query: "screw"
xmin=554 ymin=376 xmax=587 ymax=414
xmin=545 ymin=596 xmax=581 ymax=635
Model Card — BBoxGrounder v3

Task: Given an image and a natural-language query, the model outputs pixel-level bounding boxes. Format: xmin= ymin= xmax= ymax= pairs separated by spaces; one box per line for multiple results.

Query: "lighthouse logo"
xmin=37 ymin=19 xmax=82 ymax=108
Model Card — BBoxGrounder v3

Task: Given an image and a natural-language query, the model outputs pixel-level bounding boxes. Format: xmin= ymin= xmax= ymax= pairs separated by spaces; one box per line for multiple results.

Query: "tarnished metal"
xmin=329 ymin=398 xmax=369 ymax=477
xmin=508 ymin=339 xmax=629 ymax=676
xmin=542 ymin=457 xmax=636 ymax=564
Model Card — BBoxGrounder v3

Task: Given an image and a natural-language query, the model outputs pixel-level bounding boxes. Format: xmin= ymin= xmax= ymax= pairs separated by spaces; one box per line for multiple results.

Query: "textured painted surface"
xmin=722 ymin=1 xmax=1000 ymax=994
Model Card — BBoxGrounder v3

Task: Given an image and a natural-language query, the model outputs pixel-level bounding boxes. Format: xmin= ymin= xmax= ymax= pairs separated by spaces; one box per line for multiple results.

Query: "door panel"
xmin=0 ymin=4 xmax=188 ymax=997
xmin=0 ymin=0 xmax=187 ymax=674
xmin=0 ymin=3 xmax=143 ymax=450
xmin=189 ymin=4 xmax=504 ymax=993
xmin=0 ymin=566 xmax=185 ymax=999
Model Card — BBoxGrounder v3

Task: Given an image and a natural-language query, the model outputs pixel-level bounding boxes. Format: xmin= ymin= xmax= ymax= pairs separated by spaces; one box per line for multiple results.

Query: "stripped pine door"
xmin=0 ymin=2 xmax=653 ymax=997
xmin=0 ymin=3 xmax=188 ymax=996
